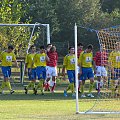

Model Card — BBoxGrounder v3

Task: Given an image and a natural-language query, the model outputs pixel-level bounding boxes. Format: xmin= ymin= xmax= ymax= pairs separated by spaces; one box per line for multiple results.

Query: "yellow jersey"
xmin=108 ymin=51 xmax=120 ymax=68
xmin=0 ymin=51 xmax=16 ymax=66
xmin=25 ymin=53 xmax=36 ymax=68
xmin=33 ymin=53 xmax=46 ymax=67
xmin=78 ymin=51 xmax=93 ymax=68
xmin=63 ymin=54 xmax=76 ymax=70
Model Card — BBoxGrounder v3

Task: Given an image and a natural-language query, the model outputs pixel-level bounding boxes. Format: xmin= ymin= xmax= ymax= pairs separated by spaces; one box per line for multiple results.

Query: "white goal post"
xmin=0 ymin=23 xmax=50 ymax=84
xmin=74 ymin=23 xmax=120 ymax=114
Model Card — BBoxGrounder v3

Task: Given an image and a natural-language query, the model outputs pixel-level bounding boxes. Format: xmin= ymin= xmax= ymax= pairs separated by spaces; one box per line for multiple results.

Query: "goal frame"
xmin=0 ymin=23 xmax=50 ymax=84
xmin=74 ymin=23 xmax=120 ymax=114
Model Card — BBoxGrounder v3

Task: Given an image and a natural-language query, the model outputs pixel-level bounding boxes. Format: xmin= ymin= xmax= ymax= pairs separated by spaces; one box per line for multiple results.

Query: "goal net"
xmin=75 ymin=24 xmax=120 ymax=114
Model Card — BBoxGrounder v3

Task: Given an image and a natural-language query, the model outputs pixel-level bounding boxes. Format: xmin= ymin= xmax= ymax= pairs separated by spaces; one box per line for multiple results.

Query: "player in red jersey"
xmin=77 ymin=43 xmax=83 ymax=93
xmin=46 ymin=45 xmax=58 ymax=93
xmin=44 ymin=44 xmax=52 ymax=91
xmin=94 ymin=45 xmax=108 ymax=94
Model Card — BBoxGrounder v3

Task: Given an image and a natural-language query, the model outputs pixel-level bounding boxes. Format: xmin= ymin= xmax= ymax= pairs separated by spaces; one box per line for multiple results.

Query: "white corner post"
xmin=74 ymin=23 xmax=79 ymax=114
xmin=46 ymin=24 xmax=50 ymax=44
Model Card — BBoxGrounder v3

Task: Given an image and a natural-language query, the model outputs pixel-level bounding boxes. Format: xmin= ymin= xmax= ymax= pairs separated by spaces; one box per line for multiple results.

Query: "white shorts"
xmin=96 ymin=66 xmax=107 ymax=77
xmin=46 ymin=66 xmax=57 ymax=78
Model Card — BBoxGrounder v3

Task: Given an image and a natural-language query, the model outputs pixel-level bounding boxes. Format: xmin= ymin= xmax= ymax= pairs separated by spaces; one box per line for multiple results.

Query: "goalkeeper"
xmin=108 ymin=42 xmax=120 ymax=97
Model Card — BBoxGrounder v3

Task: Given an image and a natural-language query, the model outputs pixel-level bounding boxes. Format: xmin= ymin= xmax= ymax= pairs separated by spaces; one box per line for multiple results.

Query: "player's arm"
xmin=78 ymin=52 xmax=83 ymax=75
xmin=13 ymin=54 xmax=19 ymax=68
xmin=46 ymin=54 xmax=49 ymax=62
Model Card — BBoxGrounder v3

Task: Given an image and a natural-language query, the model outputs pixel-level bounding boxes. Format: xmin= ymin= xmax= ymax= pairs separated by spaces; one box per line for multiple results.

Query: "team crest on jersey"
xmin=116 ymin=56 xmax=120 ymax=62
xmin=6 ymin=56 xmax=12 ymax=61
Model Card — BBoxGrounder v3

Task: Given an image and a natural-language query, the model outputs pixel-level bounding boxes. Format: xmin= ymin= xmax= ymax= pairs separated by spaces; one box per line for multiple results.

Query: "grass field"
xmin=0 ymin=81 xmax=120 ymax=120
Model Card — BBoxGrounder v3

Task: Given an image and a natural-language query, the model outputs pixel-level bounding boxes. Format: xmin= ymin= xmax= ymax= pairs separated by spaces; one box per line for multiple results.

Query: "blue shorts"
xmin=112 ymin=68 xmax=120 ymax=80
xmin=80 ymin=68 xmax=94 ymax=80
xmin=28 ymin=68 xmax=36 ymax=80
xmin=1 ymin=66 xmax=11 ymax=78
xmin=67 ymin=70 xmax=75 ymax=83
xmin=36 ymin=66 xmax=46 ymax=80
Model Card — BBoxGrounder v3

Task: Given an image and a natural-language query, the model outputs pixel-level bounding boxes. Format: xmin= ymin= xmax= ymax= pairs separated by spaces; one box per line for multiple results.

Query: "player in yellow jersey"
xmin=108 ymin=42 xmax=120 ymax=97
xmin=62 ymin=46 xmax=76 ymax=97
xmin=78 ymin=44 xmax=95 ymax=98
xmin=0 ymin=45 xmax=19 ymax=94
xmin=24 ymin=45 xmax=36 ymax=94
xmin=33 ymin=46 xmax=49 ymax=95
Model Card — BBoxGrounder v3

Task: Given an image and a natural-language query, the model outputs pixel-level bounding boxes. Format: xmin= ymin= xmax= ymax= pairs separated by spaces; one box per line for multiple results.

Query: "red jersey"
xmin=77 ymin=49 xmax=83 ymax=58
xmin=94 ymin=51 xmax=108 ymax=66
xmin=47 ymin=51 xmax=58 ymax=67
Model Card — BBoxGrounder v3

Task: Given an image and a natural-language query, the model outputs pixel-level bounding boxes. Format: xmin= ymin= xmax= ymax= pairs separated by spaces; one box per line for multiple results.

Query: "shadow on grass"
xmin=0 ymin=91 xmax=100 ymax=101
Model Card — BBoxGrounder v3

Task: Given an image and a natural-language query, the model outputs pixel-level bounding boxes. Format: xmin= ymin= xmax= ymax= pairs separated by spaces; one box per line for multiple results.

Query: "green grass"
xmin=0 ymin=87 xmax=120 ymax=120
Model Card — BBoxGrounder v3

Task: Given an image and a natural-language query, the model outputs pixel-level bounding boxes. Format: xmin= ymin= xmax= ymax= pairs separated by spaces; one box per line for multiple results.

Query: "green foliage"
xmin=0 ymin=0 xmax=120 ymax=56
xmin=0 ymin=0 xmax=37 ymax=56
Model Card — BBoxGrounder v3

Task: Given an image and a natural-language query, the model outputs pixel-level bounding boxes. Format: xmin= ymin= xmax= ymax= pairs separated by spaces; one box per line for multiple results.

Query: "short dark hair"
xmin=87 ymin=44 xmax=93 ymax=50
xmin=69 ymin=46 xmax=74 ymax=50
xmin=30 ymin=45 xmax=35 ymax=49
xmin=8 ymin=45 xmax=14 ymax=50
xmin=47 ymin=43 xmax=52 ymax=47
xmin=77 ymin=42 xmax=83 ymax=46
xmin=40 ymin=46 xmax=45 ymax=49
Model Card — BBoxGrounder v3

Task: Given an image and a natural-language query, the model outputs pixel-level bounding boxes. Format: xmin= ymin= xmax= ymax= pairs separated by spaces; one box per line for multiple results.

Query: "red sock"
xmin=51 ymin=83 xmax=56 ymax=92
xmin=45 ymin=82 xmax=49 ymax=90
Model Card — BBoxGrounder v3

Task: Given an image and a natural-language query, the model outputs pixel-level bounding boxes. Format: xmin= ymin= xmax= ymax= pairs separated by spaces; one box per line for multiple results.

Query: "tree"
xmin=0 ymin=0 xmax=37 ymax=56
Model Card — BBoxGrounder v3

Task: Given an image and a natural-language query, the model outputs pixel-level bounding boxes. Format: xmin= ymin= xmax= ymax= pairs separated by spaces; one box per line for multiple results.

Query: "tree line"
xmin=0 ymin=0 xmax=120 ymax=56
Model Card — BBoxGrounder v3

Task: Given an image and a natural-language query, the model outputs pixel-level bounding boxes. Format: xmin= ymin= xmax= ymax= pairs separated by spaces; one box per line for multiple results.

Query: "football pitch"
xmin=0 ymin=84 xmax=120 ymax=120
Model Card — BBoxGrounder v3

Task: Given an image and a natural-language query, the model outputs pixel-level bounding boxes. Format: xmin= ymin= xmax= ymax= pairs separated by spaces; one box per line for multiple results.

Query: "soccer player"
xmin=44 ymin=43 xmax=52 ymax=91
xmin=94 ymin=45 xmax=108 ymax=94
xmin=24 ymin=45 xmax=36 ymax=94
xmin=108 ymin=42 xmax=120 ymax=97
xmin=77 ymin=42 xmax=83 ymax=93
xmin=78 ymin=44 xmax=95 ymax=98
xmin=46 ymin=45 xmax=58 ymax=93
xmin=0 ymin=45 xmax=19 ymax=94
xmin=62 ymin=46 xmax=76 ymax=97
xmin=33 ymin=46 xmax=49 ymax=95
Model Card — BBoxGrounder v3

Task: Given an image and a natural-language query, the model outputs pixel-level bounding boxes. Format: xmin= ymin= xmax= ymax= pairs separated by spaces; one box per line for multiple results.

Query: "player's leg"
xmin=35 ymin=67 xmax=46 ymax=95
xmin=1 ymin=67 xmax=14 ymax=94
xmin=24 ymin=68 xmax=31 ymax=94
xmin=64 ymin=70 xmax=75 ymax=97
xmin=87 ymin=68 xmax=94 ymax=97
xmin=45 ymin=66 xmax=52 ymax=91
xmin=101 ymin=66 xmax=108 ymax=88
xmin=95 ymin=66 xmax=102 ymax=94
xmin=80 ymin=68 xmax=87 ymax=97
xmin=50 ymin=67 xmax=57 ymax=93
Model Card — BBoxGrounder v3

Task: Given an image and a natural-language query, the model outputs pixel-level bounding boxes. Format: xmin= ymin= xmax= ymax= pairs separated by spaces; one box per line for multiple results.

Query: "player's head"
xmin=47 ymin=43 xmax=52 ymax=51
xmin=77 ymin=42 xmax=83 ymax=50
xmin=69 ymin=46 xmax=75 ymax=54
xmin=30 ymin=45 xmax=36 ymax=53
xmin=40 ymin=45 xmax=45 ymax=53
xmin=8 ymin=45 xmax=14 ymax=53
xmin=50 ymin=45 xmax=56 ymax=52
xmin=86 ymin=44 xmax=93 ymax=53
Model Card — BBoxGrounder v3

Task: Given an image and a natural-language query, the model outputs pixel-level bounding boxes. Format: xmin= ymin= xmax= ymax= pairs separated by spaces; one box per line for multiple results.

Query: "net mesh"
xmin=79 ymin=25 xmax=120 ymax=114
